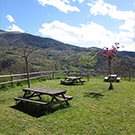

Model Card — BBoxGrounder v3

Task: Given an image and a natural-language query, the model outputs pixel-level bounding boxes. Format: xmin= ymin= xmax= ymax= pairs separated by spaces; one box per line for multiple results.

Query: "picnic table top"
xmin=108 ymin=74 xmax=117 ymax=77
xmin=65 ymin=76 xmax=81 ymax=79
xmin=23 ymin=87 xmax=66 ymax=95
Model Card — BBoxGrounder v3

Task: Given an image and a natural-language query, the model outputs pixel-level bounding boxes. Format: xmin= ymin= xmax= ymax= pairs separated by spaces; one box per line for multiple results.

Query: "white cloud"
xmin=72 ymin=0 xmax=84 ymax=3
xmin=119 ymin=18 xmax=135 ymax=33
xmin=39 ymin=20 xmax=134 ymax=51
xmin=87 ymin=0 xmax=117 ymax=16
xmin=78 ymin=0 xmax=84 ymax=3
xmin=120 ymin=42 xmax=135 ymax=52
xmin=87 ymin=0 xmax=134 ymax=20
xmin=5 ymin=15 xmax=24 ymax=33
xmin=39 ymin=21 xmax=117 ymax=44
xmin=6 ymin=15 xmax=15 ymax=22
xmin=87 ymin=0 xmax=135 ymax=33
xmin=63 ymin=0 xmax=70 ymax=3
xmin=6 ymin=24 xmax=24 ymax=33
xmin=38 ymin=0 xmax=80 ymax=13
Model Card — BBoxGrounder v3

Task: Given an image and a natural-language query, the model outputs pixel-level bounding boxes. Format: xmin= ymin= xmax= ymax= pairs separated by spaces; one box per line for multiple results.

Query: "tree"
xmin=18 ymin=38 xmax=35 ymax=88
xmin=79 ymin=52 xmax=97 ymax=81
xmin=100 ymin=42 xmax=120 ymax=90
xmin=23 ymin=46 xmax=35 ymax=88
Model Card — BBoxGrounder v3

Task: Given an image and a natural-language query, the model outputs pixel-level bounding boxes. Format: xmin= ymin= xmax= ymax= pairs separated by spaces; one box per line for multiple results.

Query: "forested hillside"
xmin=0 ymin=30 xmax=135 ymax=76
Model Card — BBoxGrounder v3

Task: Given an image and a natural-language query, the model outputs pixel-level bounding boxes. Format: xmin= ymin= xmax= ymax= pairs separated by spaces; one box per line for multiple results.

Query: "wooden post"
xmin=52 ymin=72 xmax=54 ymax=79
xmin=11 ymin=75 xmax=13 ymax=87
xmin=67 ymin=71 xmax=70 ymax=76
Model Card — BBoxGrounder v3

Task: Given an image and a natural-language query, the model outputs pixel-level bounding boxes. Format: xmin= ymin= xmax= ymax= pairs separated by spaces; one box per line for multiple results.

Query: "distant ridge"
xmin=0 ymin=30 xmax=4 ymax=32
xmin=0 ymin=29 xmax=134 ymax=58
xmin=118 ymin=51 xmax=135 ymax=58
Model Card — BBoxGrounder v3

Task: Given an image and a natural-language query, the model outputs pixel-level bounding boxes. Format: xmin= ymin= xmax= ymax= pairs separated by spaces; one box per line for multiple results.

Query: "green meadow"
xmin=0 ymin=77 xmax=135 ymax=135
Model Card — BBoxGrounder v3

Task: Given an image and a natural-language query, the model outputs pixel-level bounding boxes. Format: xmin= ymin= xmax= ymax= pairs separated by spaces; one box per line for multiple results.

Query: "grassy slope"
xmin=0 ymin=77 xmax=135 ymax=135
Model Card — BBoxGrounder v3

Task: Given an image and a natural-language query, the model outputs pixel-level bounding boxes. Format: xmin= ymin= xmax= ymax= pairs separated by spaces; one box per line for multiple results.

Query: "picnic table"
xmin=61 ymin=76 xmax=85 ymax=85
xmin=104 ymin=74 xmax=121 ymax=82
xmin=14 ymin=87 xmax=73 ymax=107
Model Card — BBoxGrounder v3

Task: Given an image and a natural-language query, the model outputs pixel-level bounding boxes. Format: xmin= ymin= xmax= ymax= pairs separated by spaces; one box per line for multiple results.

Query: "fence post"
xmin=52 ymin=71 xmax=54 ymax=79
xmin=11 ymin=75 xmax=13 ymax=87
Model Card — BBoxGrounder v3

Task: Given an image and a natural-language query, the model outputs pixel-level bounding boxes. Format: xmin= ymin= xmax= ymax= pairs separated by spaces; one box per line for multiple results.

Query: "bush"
xmin=16 ymin=81 xmax=23 ymax=86
xmin=47 ymin=77 xmax=52 ymax=80
xmin=0 ymin=84 xmax=10 ymax=91
xmin=39 ymin=78 xmax=42 ymax=82
xmin=41 ymin=78 xmax=46 ymax=81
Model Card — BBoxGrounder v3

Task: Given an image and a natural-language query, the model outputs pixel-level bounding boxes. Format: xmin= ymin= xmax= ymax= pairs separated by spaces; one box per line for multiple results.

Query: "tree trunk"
xmin=25 ymin=57 xmax=30 ymax=88
xmin=108 ymin=59 xmax=113 ymax=90
xmin=87 ymin=68 xmax=89 ymax=81
xmin=129 ymin=70 xmax=131 ymax=81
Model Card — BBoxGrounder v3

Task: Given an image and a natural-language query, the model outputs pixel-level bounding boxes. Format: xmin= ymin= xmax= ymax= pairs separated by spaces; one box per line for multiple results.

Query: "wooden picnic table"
xmin=14 ymin=87 xmax=73 ymax=107
xmin=61 ymin=76 xmax=85 ymax=85
xmin=104 ymin=74 xmax=121 ymax=82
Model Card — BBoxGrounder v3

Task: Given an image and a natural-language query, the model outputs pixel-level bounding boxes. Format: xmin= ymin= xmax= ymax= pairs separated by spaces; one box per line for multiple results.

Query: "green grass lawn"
xmin=0 ymin=77 xmax=135 ymax=135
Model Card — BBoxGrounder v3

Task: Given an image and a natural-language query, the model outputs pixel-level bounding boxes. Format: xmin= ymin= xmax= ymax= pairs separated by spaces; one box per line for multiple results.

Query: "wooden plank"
xmin=104 ymin=77 xmax=108 ymax=82
xmin=104 ymin=77 xmax=108 ymax=79
xmin=0 ymin=70 xmax=67 ymax=78
xmin=49 ymin=99 xmax=68 ymax=106
xmin=80 ymin=80 xmax=85 ymax=84
xmin=14 ymin=97 xmax=70 ymax=106
xmin=61 ymin=80 xmax=72 ymax=84
xmin=14 ymin=97 xmax=49 ymax=105
xmin=65 ymin=76 xmax=81 ymax=79
xmin=0 ymin=74 xmax=25 ymax=78
xmin=116 ymin=77 xmax=121 ymax=82
xmin=0 ymin=75 xmax=52 ymax=85
xmin=80 ymin=80 xmax=85 ymax=82
xmin=108 ymin=74 xmax=117 ymax=77
xmin=22 ymin=87 xmax=67 ymax=95
xmin=57 ymin=95 xmax=73 ymax=100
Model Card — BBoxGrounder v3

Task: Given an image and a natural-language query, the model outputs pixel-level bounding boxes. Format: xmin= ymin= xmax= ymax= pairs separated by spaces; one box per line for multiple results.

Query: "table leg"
xmin=61 ymin=94 xmax=69 ymax=106
xmin=50 ymin=96 xmax=59 ymax=103
xmin=23 ymin=91 xmax=29 ymax=97
xmin=79 ymin=79 xmax=83 ymax=84
xmin=23 ymin=91 xmax=42 ymax=100
xmin=72 ymin=79 xmax=75 ymax=83
xmin=37 ymin=94 xmax=42 ymax=100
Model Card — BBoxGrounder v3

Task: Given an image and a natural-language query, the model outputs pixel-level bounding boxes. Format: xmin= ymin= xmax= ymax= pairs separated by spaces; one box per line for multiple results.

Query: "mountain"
xmin=0 ymin=30 xmax=134 ymax=57
xmin=0 ymin=30 xmax=94 ymax=53
xmin=0 ymin=30 xmax=135 ymax=75
xmin=0 ymin=30 xmax=134 ymax=53
xmin=118 ymin=51 xmax=135 ymax=58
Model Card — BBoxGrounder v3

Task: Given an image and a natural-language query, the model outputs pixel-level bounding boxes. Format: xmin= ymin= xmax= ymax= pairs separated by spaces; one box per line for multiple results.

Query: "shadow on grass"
xmin=10 ymin=102 xmax=68 ymax=118
xmin=84 ymin=92 xmax=104 ymax=100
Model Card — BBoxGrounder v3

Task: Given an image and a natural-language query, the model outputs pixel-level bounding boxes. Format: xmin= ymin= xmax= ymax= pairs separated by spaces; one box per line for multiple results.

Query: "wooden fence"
xmin=0 ymin=70 xmax=75 ymax=87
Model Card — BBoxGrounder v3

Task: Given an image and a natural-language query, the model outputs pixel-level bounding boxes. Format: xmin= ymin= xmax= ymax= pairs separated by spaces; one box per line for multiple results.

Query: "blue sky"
xmin=0 ymin=0 xmax=135 ymax=52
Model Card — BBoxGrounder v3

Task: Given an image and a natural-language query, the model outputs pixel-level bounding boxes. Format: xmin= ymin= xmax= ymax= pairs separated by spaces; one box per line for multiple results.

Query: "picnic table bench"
xmin=14 ymin=87 xmax=73 ymax=107
xmin=61 ymin=76 xmax=85 ymax=85
xmin=104 ymin=74 xmax=121 ymax=82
